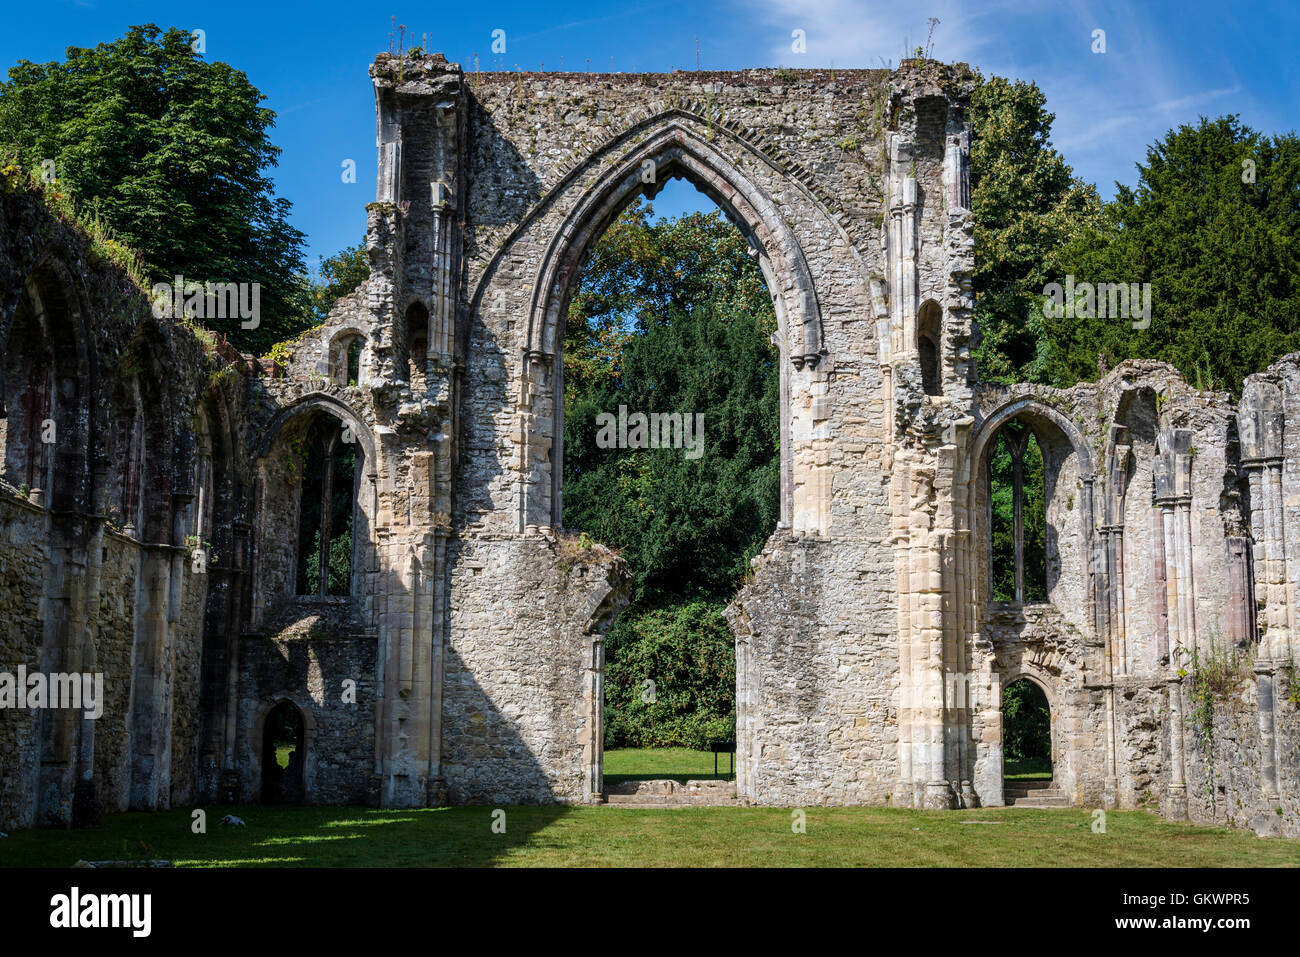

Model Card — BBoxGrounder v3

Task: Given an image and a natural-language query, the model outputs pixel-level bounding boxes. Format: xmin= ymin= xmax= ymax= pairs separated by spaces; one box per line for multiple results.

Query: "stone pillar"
xmin=127 ymin=544 xmax=173 ymax=811
xmin=943 ymin=131 xmax=971 ymax=211
xmin=1239 ymin=379 xmax=1286 ymax=806
xmin=582 ymin=633 xmax=604 ymax=802
xmin=37 ymin=514 xmax=91 ymax=826
xmin=1155 ymin=428 xmax=1195 ymax=817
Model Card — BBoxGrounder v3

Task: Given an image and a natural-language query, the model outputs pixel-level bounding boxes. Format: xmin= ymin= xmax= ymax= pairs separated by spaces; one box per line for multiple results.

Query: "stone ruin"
xmin=0 ymin=54 xmax=1295 ymax=837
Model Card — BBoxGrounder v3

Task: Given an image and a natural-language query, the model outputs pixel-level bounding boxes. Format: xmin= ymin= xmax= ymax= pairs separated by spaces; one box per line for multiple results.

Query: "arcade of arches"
xmin=0 ymin=53 xmax=1296 ymax=837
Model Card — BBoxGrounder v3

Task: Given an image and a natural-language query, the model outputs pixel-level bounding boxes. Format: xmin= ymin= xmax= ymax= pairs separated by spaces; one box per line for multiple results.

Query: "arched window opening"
xmin=261 ymin=701 xmax=305 ymax=804
xmin=1002 ymin=677 xmax=1053 ymax=799
xmin=330 ymin=333 xmax=365 ymax=387
xmin=347 ymin=339 xmax=362 ymax=387
xmin=0 ymin=289 xmax=54 ymax=495
xmin=917 ymin=300 xmax=942 ymax=397
xmin=989 ymin=421 xmax=1047 ymax=602
xmin=295 ymin=417 xmax=356 ymax=597
xmin=406 ymin=302 xmax=429 ymax=389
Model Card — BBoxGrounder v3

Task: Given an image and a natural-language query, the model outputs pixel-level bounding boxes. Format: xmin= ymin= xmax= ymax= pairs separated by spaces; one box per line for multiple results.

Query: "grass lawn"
xmin=605 ymin=747 xmax=734 ymax=784
xmin=2 ymin=804 xmax=1297 ymax=867
xmin=1005 ymin=757 xmax=1053 ymax=781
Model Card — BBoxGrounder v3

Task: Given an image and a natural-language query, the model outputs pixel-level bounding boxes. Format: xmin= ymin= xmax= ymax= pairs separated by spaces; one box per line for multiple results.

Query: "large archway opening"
xmin=558 ymin=172 xmax=783 ymax=797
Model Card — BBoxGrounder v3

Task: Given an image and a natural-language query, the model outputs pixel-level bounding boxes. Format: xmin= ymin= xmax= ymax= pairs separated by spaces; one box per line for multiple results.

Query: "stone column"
xmin=1239 ymin=379 xmax=1286 ymax=806
xmin=37 ymin=514 xmax=91 ymax=825
xmin=1155 ymin=428 xmax=1195 ymax=817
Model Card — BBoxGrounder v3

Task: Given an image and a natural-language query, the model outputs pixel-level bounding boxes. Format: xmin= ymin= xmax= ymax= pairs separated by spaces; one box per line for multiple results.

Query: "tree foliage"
xmin=563 ymin=198 xmax=779 ymax=606
xmin=0 ymin=24 xmax=309 ymax=353
xmin=309 ymin=240 xmax=370 ymax=325
xmin=561 ymin=196 xmax=779 ymax=749
xmin=989 ymin=427 xmax=1047 ymax=603
xmin=603 ymin=601 xmax=736 ymax=750
xmin=1044 ymin=116 xmax=1300 ymax=395
xmin=1002 ymin=678 xmax=1051 ymax=761
xmin=970 ymin=74 xmax=1103 ymax=384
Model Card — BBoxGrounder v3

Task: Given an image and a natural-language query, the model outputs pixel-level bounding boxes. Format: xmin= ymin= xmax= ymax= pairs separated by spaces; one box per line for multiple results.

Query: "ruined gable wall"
xmin=443 ymin=62 xmax=970 ymax=806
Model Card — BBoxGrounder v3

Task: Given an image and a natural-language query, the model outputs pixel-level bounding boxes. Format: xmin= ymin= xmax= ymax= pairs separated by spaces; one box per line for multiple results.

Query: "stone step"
xmin=1004 ymin=780 xmax=1068 ymax=807
xmin=1008 ymin=791 xmax=1070 ymax=807
xmin=1009 ymin=798 xmax=1071 ymax=807
xmin=603 ymin=779 xmax=737 ymax=806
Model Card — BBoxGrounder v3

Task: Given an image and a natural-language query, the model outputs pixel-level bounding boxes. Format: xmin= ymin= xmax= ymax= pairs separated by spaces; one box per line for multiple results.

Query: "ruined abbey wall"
xmin=1 ymin=53 xmax=1296 ymax=837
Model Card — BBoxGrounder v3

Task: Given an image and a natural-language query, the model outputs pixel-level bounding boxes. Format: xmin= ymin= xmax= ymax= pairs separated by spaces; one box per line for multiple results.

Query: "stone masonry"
xmin=0 ymin=53 xmax=1296 ymax=837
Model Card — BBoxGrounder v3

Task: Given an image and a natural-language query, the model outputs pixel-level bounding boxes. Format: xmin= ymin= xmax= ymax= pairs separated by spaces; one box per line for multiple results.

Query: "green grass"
xmin=2 ymin=804 xmax=1296 ymax=867
xmin=1005 ymin=757 xmax=1053 ymax=781
xmin=604 ymin=747 xmax=735 ymax=785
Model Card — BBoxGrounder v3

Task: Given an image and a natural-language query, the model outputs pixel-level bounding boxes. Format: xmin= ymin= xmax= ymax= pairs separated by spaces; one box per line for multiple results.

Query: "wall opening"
xmin=260 ymin=701 xmax=305 ymax=804
xmin=347 ymin=339 xmax=362 ymax=386
xmin=406 ymin=301 xmax=428 ymax=390
xmin=0 ymin=290 xmax=52 ymax=493
xmin=330 ymin=333 xmax=365 ymax=387
xmin=0 ymin=269 xmax=86 ymax=507
xmin=557 ymin=175 xmax=781 ymax=794
xmin=1002 ymin=677 xmax=1052 ymax=786
xmin=917 ymin=299 xmax=942 ymax=397
xmin=294 ymin=416 xmax=357 ymax=598
xmin=989 ymin=421 xmax=1048 ymax=603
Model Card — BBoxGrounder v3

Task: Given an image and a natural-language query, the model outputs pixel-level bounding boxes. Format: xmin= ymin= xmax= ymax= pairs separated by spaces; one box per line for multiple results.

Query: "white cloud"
xmin=736 ymin=0 xmax=1269 ymax=196
xmin=746 ymin=0 xmax=1011 ymax=69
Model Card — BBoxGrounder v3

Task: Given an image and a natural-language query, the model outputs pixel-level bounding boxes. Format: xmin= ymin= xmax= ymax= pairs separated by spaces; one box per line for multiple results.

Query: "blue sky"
xmin=3 ymin=0 xmax=1296 ymax=270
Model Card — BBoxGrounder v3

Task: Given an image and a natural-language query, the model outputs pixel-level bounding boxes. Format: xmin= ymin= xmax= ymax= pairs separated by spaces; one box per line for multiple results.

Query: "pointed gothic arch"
xmin=503 ymin=117 xmax=832 ymax=534
xmin=523 ymin=121 xmax=824 ymax=366
xmin=969 ymin=397 xmax=1096 ymax=623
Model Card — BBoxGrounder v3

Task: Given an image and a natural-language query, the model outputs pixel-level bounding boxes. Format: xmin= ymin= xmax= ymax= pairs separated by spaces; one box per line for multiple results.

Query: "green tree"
xmin=563 ymin=199 xmax=779 ymax=606
xmin=603 ymin=601 xmax=737 ymax=750
xmin=562 ymin=197 xmax=780 ymax=749
xmin=0 ymin=24 xmax=308 ymax=353
xmin=309 ymin=240 xmax=370 ymax=325
xmin=989 ymin=427 xmax=1047 ymax=603
xmin=1002 ymin=678 xmax=1051 ymax=761
xmin=970 ymin=75 xmax=1103 ymax=384
xmin=1044 ymin=116 xmax=1300 ymax=395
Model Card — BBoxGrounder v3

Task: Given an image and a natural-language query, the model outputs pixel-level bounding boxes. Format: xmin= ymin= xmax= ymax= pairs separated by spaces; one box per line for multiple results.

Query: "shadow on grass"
xmin=0 ymin=804 xmax=576 ymax=868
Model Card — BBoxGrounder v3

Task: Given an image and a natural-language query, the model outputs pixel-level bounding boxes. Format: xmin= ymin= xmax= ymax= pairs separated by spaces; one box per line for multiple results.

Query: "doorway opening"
xmin=1002 ymin=677 xmax=1052 ymax=794
xmin=261 ymin=701 xmax=305 ymax=804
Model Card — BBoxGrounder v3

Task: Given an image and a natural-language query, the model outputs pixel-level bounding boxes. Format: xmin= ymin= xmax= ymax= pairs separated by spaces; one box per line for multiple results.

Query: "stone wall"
xmin=235 ymin=628 xmax=379 ymax=806
xmin=2 ymin=52 xmax=1297 ymax=839
xmin=0 ymin=176 xmax=233 ymax=829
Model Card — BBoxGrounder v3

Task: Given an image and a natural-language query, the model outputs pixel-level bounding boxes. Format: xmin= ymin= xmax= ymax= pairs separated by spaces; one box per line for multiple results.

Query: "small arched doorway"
xmin=261 ymin=701 xmax=305 ymax=804
xmin=1002 ymin=677 xmax=1058 ymax=805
